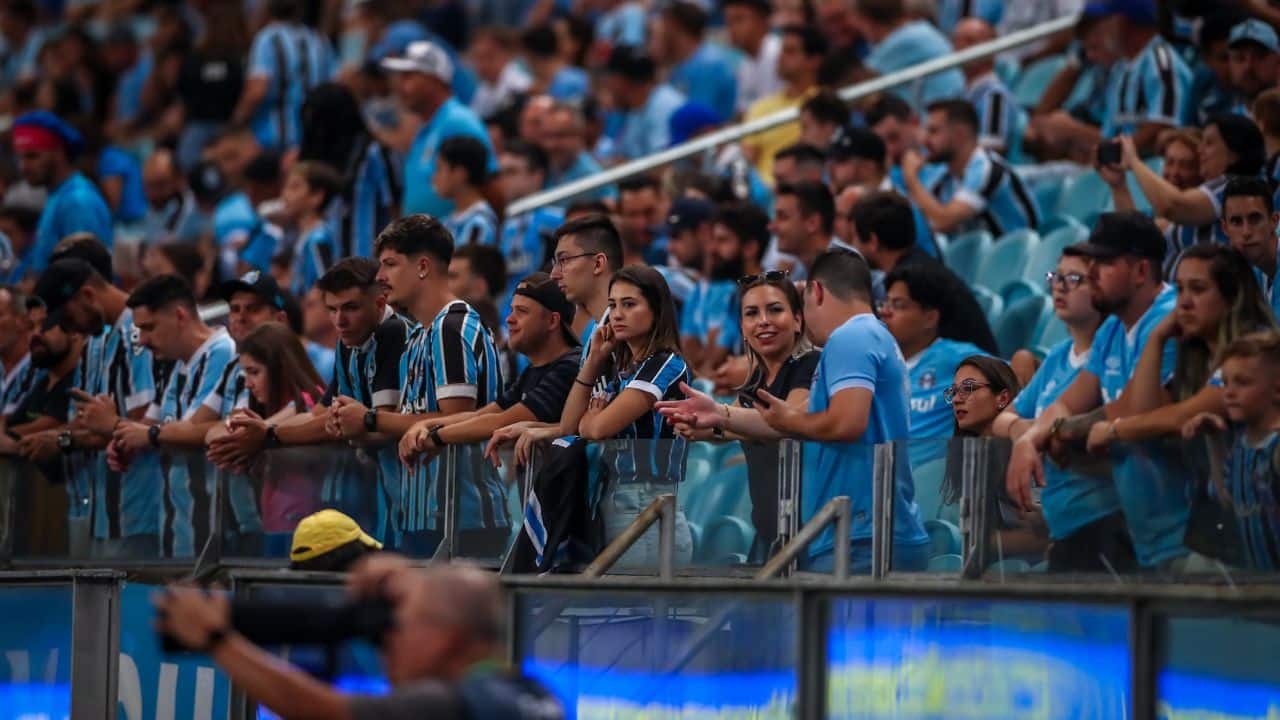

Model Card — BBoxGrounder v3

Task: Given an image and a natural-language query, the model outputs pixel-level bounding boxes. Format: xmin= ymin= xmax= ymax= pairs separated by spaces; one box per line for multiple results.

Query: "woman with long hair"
xmin=950 ymin=356 xmax=1021 ymax=438
xmin=665 ymin=272 xmax=819 ymax=558
xmin=237 ymin=322 xmax=325 ymax=418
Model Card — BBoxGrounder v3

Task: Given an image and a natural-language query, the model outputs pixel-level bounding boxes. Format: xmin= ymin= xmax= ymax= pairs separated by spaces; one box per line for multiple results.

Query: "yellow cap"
xmin=290 ymin=509 xmax=383 ymax=562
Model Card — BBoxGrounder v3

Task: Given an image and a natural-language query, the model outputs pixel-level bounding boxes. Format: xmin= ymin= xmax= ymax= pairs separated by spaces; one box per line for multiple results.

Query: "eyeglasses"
xmin=1045 ymin=271 xmax=1086 ymax=291
xmin=551 ymin=252 xmax=595 ymax=269
xmin=737 ymin=270 xmax=790 ymax=287
xmin=943 ymin=379 xmax=991 ymax=404
xmin=874 ymin=297 xmax=917 ymax=313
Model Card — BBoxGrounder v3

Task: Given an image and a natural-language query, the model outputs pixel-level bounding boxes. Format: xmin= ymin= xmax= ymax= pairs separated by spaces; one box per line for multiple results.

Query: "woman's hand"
xmin=583 ymin=322 xmax=616 ymax=371
xmin=1153 ymin=312 xmax=1182 ymax=342
xmin=1182 ymin=411 xmax=1227 ymax=440
xmin=514 ymin=425 xmax=559 ymax=468
xmin=672 ymin=421 xmax=716 ymax=441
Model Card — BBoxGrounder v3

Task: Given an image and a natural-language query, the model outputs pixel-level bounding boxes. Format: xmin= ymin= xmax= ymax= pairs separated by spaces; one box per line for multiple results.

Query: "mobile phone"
xmin=1096 ymin=140 xmax=1122 ymax=166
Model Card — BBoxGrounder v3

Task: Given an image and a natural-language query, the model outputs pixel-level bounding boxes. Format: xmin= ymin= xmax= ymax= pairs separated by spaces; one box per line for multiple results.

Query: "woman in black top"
xmin=659 ymin=272 xmax=818 ymax=559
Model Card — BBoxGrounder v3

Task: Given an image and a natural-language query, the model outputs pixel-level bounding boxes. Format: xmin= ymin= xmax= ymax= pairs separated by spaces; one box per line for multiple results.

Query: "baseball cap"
xmin=1070 ymin=211 xmax=1166 ymax=264
xmin=669 ymin=102 xmax=721 ymax=146
xmin=665 ymin=197 xmax=716 ymax=235
xmin=1229 ymin=19 xmax=1280 ymax=54
xmin=512 ymin=273 xmax=579 ymax=348
xmin=220 ymin=269 xmax=288 ymax=312
xmin=829 ymin=125 xmax=887 ymax=163
xmin=380 ymin=40 xmax=454 ymax=84
xmin=1081 ymin=0 xmax=1156 ymax=26
xmin=33 ymin=258 xmax=96 ymax=329
xmin=289 ymin=509 xmax=382 ymax=563
xmin=11 ymin=111 xmax=85 ymax=158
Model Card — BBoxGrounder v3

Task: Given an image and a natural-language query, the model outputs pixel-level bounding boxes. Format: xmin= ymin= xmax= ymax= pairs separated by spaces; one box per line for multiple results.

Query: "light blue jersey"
xmin=906 ymin=338 xmax=986 ymax=440
xmin=403 ymin=98 xmax=496 ymax=218
xmin=668 ymin=44 xmax=739 ymax=122
xmin=1101 ymin=35 xmax=1192 ymax=139
xmin=444 ymin=200 xmax=499 ymax=247
xmin=99 ymin=146 xmax=147 ymax=224
xmin=399 ymin=302 xmax=505 ymax=534
xmin=596 ymin=1 xmax=647 ymax=49
xmin=214 ymin=192 xmax=280 ymax=276
xmin=679 ymin=279 xmax=737 ymax=348
xmin=500 ymin=206 xmax=563 ymax=319
xmin=864 ymin=21 xmax=965 ymax=112
xmin=1221 ymin=429 xmax=1280 ymax=570
xmin=617 ymin=84 xmax=686 ymax=160
xmin=247 ymin=22 xmax=334 ymax=150
xmin=937 ymin=0 xmax=1003 ymax=34
xmin=289 ymin=223 xmax=337 ymax=298
xmin=803 ymin=314 xmax=928 ymax=558
xmin=548 ymin=66 xmax=590 ymax=101
xmin=141 ymin=190 xmax=206 ymax=246
xmin=1086 ymin=285 xmax=1186 ymax=566
xmin=966 ymin=73 xmax=1022 ymax=155
xmin=0 ymin=354 xmax=37 ymax=418
xmin=27 ymin=172 xmax=113 ymax=275
xmin=1195 ymin=175 xmax=1230 ymax=245
xmin=927 ymin=147 xmax=1040 ymax=237
xmin=1014 ymin=338 xmax=1123 ymax=540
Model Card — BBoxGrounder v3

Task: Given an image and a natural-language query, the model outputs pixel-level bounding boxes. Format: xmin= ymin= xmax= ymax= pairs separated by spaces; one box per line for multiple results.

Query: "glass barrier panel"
xmin=825 ymin=596 xmax=1131 ymax=719
xmin=895 ymin=437 xmax=962 ymax=575
xmin=515 ymin=590 xmax=797 ymax=718
xmin=1155 ymin=608 xmax=1280 ymax=718
xmin=679 ymin=438 xmax=759 ymax=569
xmin=0 ymin=584 xmax=73 ymax=716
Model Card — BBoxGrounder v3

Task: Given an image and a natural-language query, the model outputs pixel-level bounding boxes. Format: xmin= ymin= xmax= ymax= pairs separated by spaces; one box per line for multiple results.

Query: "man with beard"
xmin=694 ymin=202 xmax=769 ymax=376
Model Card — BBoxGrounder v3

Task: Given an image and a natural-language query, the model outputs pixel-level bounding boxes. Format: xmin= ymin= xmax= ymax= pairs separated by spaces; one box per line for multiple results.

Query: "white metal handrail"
xmin=507 ymin=13 xmax=1080 ymax=216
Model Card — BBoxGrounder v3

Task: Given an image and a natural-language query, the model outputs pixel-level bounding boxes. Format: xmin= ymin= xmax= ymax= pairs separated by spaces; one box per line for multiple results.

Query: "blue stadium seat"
xmin=971 ymin=285 xmax=1005 ymax=326
xmin=1034 ymin=310 xmax=1070 ymax=349
xmin=1023 ymin=220 xmax=1089 ymax=285
xmin=995 ymin=55 xmax=1020 ymax=88
xmin=925 ymin=519 xmax=962 ymax=557
xmin=988 ymin=558 xmax=1033 ymax=574
xmin=1013 ymin=56 xmax=1066 ymax=109
xmin=942 ymin=230 xmax=993 ymax=283
xmin=998 ymin=278 xmax=1043 ymax=306
xmin=911 ymin=457 xmax=947 ymax=521
xmin=927 ymin=554 xmax=963 ymax=572
xmin=995 ymin=294 xmax=1051 ymax=359
xmin=976 ymin=229 xmax=1038 ymax=291
xmin=696 ymin=516 xmax=756 ymax=564
xmin=1055 ymin=171 xmax=1111 ymax=225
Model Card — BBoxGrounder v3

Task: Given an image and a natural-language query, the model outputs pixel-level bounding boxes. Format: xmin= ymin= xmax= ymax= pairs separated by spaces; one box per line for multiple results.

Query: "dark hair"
xmin=1223 ymin=175 xmax=1275 ymax=213
xmin=857 ymin=0 xmax=905 ymax=25
xmin=777 ymin=181 xmax=835 ymax=234
xmin=1200 ymin=10 xmax=1245 ymax=50
xmin=316 ymin=257 xmax=381 ymax=294
xmin=266 ymin=0 xmax=299 ymax=20
xmin=885 ymin=262 xmax=989 ymax=343
xmin=663 ymin=1 xmax=708 ymax=36
xmin=865 ymin=94 xmax=914 ymax=126
xmin=808 ymin=249 xmax=873 ymax=302
xmin=438 ymin=135 xmax=491 ymax=187
xmin=720 ymin=0 xmax=771 ymax=16
xmin=926 ymin=98 xmax=981 ymax=134
xmin=1171 ymin=244 xmax=1278 ymax=400
xmin=126 ymin=274 xmax=198 ymax=314
xmin=851 ymin=191 xmax=915 ymax=251
xmin=779 ymin=24 xmax=827 ymax=57
xmin=289 ymin=539 xmax=376 ymax=572
xmin=553 ymin=214 xmax=624 ymax=271
xmin=607 ymin=266 xmax=682 ymax=374
xmin=565 ymin=200 xmax=611 ymax=218
xmin=149 ymin=244 xmax=205 ymax=292
xmin=952 ymin=355 xmax=1021 ymax=438
xmin=0 ymin=204 xmax=40 ymax=235
xmin=375 ymin=214 xmax=455 ymax=264
xmin=239 ymin=321 xmax=323 ymax=415
xmin=738 ymin=274 xmax=808 ymax=392
xmin=834 ymin=126 xmax=887 ymax=163
xmin=774 ymin=142 xmax=826 ymax=168
xmin=244 ymin=152 xmax=282 ymax=184
xmin=618 ymin=174 xmax=661 ymax=197
xmin=714 ymin=202 xmax=771 ymax=264
xmin=453 ymin=244 xmax=507 ymax=300
xmin=801 ymin=90 xmax=849 ymax=127
xmin=51 ymin=232 xmax=113 ymax=278
xmin=502 ymin=139 xmax=550 ymax=178
xmin=1208 ymin=113 xmax=1266 ymax=176
xmin=606 ymin=46 xmax=657 ymax=82
xmin=298 ymin=83 xmax=371 ymax=173
xmin=521 ymin=24 xmax=559 ymax=58
xmin=3 ymin=0 xmax=37 ymax=24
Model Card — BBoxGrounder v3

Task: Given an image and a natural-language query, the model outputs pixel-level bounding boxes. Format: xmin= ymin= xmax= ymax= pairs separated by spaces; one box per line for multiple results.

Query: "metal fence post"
xmin=871 ymin=443 xmax=896 ymax=579
xmin=431 ymin=443 xmax=459 ymax=561
xmin=70 ymin=571 xmax=121 ymax=720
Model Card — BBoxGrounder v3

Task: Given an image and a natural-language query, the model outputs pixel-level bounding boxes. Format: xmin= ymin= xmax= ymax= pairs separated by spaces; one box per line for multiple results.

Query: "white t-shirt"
xmin=736 ymin=33 xmax=783 ymax=114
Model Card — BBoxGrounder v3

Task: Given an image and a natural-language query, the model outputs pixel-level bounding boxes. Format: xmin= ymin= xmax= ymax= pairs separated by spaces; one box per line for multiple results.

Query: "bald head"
xmin=952 ymin=18 xmax=996 ymax=79
xmin=416 ymin=563 xmax=506 ymax=646
xmin=143 ymin=148 xmax=184 ymax=209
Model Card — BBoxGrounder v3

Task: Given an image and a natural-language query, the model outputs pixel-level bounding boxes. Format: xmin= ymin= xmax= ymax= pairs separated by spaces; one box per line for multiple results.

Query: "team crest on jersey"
xmin=919 ymin=370 xmax=936 ymax=390
xmin=1106 ymin=356 xmax=1121 ymax=370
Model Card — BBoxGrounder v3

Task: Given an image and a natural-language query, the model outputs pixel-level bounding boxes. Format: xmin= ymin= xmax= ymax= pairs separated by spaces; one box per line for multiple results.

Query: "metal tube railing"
xmin=507 ymin=13 xmax=1079 ymax=216
xmin=581 ymin=493 xmax=677 ymax=579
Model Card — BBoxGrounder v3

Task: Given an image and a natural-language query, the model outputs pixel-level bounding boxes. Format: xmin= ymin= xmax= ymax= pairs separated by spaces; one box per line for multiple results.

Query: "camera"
xmin=160 ymin=594 xmax=394 ymax=653
xmin=1096 ymin=140 xmax=1122 ymax=166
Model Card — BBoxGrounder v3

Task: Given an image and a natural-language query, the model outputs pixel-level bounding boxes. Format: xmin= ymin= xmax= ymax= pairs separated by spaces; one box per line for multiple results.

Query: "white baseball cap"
xmin=380 ymin=40 xmax=454 ymax=84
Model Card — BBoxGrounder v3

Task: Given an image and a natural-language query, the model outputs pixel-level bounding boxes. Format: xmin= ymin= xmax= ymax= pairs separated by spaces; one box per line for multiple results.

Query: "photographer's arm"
xmin=211 ymin=635 xmax=353 ymax=720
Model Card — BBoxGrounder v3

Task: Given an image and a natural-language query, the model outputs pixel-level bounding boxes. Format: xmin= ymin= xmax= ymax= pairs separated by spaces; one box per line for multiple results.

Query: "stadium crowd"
xmin=0 ymin=0 xmax=1278 ymax=575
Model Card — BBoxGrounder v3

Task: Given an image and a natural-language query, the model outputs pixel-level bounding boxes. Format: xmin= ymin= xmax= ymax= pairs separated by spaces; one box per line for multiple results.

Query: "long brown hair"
xmin=238 ymin=322 xmax=323 ymax=415
xmin=952 ymin=355 xmax=1021 ymax=438
xmin=607 ymin=266 xmax=682 ymax=376
xmin=737 ymin=274 xmax=810 ymax=392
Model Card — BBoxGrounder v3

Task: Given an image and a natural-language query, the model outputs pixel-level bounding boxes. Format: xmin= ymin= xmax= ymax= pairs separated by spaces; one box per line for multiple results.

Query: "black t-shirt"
xmin=894 ymin=248 xmax=999 ymax=355
xmin=496 ymin=349 xmax=581 ymax=423
xmin=9 ymin=371 xmax=73 ymax=428
xmin=738 ymin=350 xmax=820 ymax=549
xmin=177 ymin=53 xmax=245 ymax=123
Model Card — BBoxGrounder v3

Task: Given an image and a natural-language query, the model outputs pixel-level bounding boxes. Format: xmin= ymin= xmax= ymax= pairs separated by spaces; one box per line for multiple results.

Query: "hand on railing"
xmin=17 ymin=430 xmax=58 ymax=463
xmin=399 ymin=420 xmax=442 ymax=466
xmin=70 ymin=389 xmax=121 ymax=436
xmin=483 ymin=421 xmax=551 ymax=469
xmin=208 ymin=409 xmax=268 ymax=474
xmin=1182 ymin=411 xmax=1228 ymax=439
xmin=328 ymin=396 xmax=370 ymax=441
xmin=1006 ymin=438 xmax=1046 ymax=511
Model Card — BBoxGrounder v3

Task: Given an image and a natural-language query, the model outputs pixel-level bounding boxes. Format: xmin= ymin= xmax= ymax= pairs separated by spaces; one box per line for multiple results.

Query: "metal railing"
xmin=507 ymin=13 xmax=1080 ymax=216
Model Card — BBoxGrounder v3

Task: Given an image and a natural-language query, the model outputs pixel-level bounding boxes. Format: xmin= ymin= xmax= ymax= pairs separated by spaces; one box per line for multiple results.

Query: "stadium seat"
xmin=995 ymin=294 xmax=1051 ymax=359
xmin=1013 ymin=56 xmax=1066 ymax=109
xmin=942 ymin=230 xmax=993 ymax=282
xmin=995 ymin=55 xmax=1020 ymax=88
xmin=927 ymin=554 xmax=963 ymax=572
xmin=1033 ymin=310 xmax=1070 ymax=350
xmin=1023 ymin=220 xmax=1089 ymax=284
xmin=971 ymin=286 xmax=1004 ymax=326
xmin=998 ymin=279 xmax=1043 ymax=305
xmin=925 ymin=519 xmax=962 ymax=557
xmin=697 ymin=516 xmax=756 ymax=564
xmin=911 ymin=457 xmax=947 ymax=521
xmin=975 ymin=229 xmax=1038 ymax=291
xmin=1055 ymin=171 xmax=1111 ymax=225
xmin=988 ymin=558 xmax=1033 ymax=574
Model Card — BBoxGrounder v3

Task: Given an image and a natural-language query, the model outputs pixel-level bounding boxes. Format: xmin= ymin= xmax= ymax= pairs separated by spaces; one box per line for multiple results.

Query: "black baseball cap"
xmin=665 ymin=197 xmax=715 ymax=235
xmin=220 ymin=270 xmax=288 ymax=311
xmin=512 ymin=273 xmax=579 ymax=348
xmin=33 ymin=258 xmax=96 ymax=329
xmin=1071 ymin=211 xmax=1167 ymax=263
xmin=828 ymin=125 xmax=886 ymax=163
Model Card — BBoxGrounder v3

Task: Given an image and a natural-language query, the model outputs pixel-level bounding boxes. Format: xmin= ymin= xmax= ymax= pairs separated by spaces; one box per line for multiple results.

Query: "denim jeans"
xmin=602 ymin=483 xmax=693 ymax=569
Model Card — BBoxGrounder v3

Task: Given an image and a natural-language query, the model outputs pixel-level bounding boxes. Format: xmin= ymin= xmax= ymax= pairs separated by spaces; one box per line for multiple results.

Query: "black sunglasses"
xmin=737 ymin=270 xmax=790 ymax=287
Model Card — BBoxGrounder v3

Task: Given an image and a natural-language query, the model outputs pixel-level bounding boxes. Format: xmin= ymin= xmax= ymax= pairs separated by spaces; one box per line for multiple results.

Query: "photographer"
xmin=154 ymin=556 xmax=563 ymax=720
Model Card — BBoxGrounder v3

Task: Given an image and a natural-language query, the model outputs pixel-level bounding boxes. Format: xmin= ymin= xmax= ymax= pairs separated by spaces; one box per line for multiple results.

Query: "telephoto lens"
xmin=160 ymin=594 xmax=394 ymax=653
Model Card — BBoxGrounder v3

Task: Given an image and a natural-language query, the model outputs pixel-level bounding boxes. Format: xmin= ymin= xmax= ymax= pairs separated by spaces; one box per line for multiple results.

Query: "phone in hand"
xmin=1096 ymin=140 xmax=1122 ymax=167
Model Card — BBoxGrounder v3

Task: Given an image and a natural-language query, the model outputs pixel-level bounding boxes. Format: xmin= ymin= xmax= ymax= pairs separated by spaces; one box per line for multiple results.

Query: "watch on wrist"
xmin=201 ymin=625 xmax=232 ymax=654
xmin=148 ymin=424 xmax=162 ymax=448
xmin=364 ymin=408 xmax=378 ymax=433
xmin=264 ymin=424 xmax=280 ymax=449
xmin=57 ymin=430 xmax=73 ymax=453
xmin=429 ymin=425 xmax=445 ymax=447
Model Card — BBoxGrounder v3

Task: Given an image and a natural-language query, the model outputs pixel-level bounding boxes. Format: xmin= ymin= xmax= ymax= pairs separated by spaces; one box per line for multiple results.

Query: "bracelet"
xmin=200 ymin=626 xmax=232 ymax=654
xmin=574 ymin=377 xmax=594 ymax=388
xmin=719 ymin=403 xmax=731 ymax=428
xmin=1049 ymin=417 xmax=1066 ymax=439
xmin=264 ymin=424 xmax=280 ymax=449
xmin=1108 ymin=419 xmax=1121 ymax=441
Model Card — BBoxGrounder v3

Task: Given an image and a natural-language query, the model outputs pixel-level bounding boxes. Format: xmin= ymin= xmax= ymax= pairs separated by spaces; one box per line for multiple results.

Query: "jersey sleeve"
xmin=371 ymin=320 xmax=407 ymax=408
xmin=978 ymin=90 xmax=1009 ymax=149
xmin=183 ymin=344 xmax=235 ymax=420
xmin=201 ymin=362 xmax=239 ymax=416
xmin=1142 ymin=43 xmax=1187 ymax=127
xmin=954 ymin=154 xmax=994 ymax=211
xmin=825 ymin=323 xmax=881 ymax=395
xmin=126 ymin=346 xmax=156 ymax=412
xmin=518 ymin=355 xmax=580 ymax=422
xmin=1013 ymin=361 xmax=1048 ymax=419
xmin=432 ymin=309 xmax=481 ymax=402
xmin=248 ymin=29 xmax=276 ymax=79
xmin=624 ymin=351 xmax=688 ymax=401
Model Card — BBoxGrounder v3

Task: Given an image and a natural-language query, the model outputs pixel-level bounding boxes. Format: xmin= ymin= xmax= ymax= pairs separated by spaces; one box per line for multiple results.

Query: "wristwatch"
xmin=57 ymin=431 xmax=73 ymax=453
xmin=364 ymin=408 xmax=379 ymax=434
xmin=263 ymin=424 xmax=280 ymax=449
xmin=429 ymin=425 xmax=445 ymax=448
xmin=148 ymin=424 xmax=162 ymax=448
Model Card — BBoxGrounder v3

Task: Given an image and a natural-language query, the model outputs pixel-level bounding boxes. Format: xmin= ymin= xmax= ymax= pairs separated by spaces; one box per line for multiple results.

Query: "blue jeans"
xmin=804 ymin=539 xmax=932 ymax=574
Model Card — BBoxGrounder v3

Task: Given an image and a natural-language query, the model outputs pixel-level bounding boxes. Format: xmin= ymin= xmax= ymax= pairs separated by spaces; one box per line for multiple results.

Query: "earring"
xmin=418 ymin=272 xmax=426 ymax=279
xmin=998 ymin=403 xmax=1007 ymax=410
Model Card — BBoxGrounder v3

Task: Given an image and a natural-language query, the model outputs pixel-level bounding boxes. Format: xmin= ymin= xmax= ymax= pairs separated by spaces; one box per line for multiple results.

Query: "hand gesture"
xmin=329 ymin=396 xmax=369 ymax=440
xmin=655 ymin=382 xmax=723 ymax=430
xmin=1118 ymin=135 xmax=1140 ymax=169
xmin=18 ymin=430 xmax=58 ymax=463
xmin=1182 ymin=411 xmax=1228 ymax=440
xmin=399 ymin=422 xmax=433 ymax=466
xmin=900 ymin=148 xmax=925 ymax=180
xmin=70 ymin=390 xmax=120 ymax=436
xmin=484 ymin=422 xmax=533 ymax=468
xmin=585 ymin=322 xmax=616 ymax=368
xmin=754 ymin=388 xmax=798 ymax=433
xmin=114 ymin=420 xmax=154 ymax=453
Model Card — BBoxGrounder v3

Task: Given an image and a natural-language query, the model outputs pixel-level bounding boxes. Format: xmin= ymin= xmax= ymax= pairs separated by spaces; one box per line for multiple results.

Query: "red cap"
xmin=12 ymin=125 xmax=63 ymax=153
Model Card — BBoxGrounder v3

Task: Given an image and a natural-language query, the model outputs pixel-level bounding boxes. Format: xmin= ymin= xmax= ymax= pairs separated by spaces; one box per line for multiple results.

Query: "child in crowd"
xmin=279 ymin=161 xmax=342 ymax=298
xmin=435 ymin=135 xmax=499 ymax=247
xmin=1184 ymin=331 xmax=1280 ymax=571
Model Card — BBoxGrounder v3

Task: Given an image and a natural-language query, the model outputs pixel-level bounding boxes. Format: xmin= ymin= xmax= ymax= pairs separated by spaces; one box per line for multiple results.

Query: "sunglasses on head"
xmin=737 ymin=270 xmax=790 ymax=287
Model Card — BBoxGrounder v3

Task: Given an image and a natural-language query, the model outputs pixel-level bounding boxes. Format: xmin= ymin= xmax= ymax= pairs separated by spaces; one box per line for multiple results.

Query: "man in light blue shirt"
xmin=752 ymin=249 xmax=930 ymax=574
xmin=1006 ymin=212 xmax=1185 ymax=570
xmin=857 ymin=0 xmax=964 ymax=112
xmin=383 ymin=41 xmax=497 ymax=219
xmin=542 ymin=102 xmax=618 ymax=206
xmin=653 ymin=2 xmax=740 ymax=122
xmin=604 ymin=46 xmax=687 ymax=160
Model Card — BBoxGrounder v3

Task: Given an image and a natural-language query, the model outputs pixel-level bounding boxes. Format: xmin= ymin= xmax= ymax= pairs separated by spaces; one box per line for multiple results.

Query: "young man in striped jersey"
xmin=435 ymin=136 xmax=499 ymax=248
xmin=110 ymin=275 xmax=236 ymax=558
xmin=334 ymin=215 xmax=505 ymax=555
